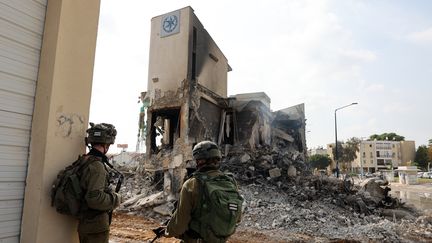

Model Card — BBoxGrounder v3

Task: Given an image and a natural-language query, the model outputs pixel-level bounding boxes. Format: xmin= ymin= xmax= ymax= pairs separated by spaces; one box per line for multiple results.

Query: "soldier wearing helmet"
xmin=78 ymin=122 xmax=122 ymax=243
xmin=165 ymin=141 xmax=241 ymax=242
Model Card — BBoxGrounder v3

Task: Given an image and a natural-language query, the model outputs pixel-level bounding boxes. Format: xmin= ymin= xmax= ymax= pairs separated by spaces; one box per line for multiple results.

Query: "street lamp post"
xmin=334 ymin=102 xmax=358 ymax=178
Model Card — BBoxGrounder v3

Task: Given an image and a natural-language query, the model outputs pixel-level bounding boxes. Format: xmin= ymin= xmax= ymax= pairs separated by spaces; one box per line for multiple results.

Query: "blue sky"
xmin=90 ymin=0 xmax=432 ymax=153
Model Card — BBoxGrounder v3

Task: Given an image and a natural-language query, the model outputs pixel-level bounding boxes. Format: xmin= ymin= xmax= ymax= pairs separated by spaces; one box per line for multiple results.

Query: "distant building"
xmin=308 ymin=147 xmax=328 ymax=156
xmin=109 ymin=151 xmax=144 ymax=168
xmin=327 ymin=140 xmax=416 ymax=174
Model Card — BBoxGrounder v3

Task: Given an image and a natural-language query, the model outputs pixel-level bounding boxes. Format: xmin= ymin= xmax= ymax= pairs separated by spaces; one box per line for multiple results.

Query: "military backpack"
xmin=50 ymin=155 xmax=94 ymax=217
xmin=189 ymin=172 xmax=243 ymax=242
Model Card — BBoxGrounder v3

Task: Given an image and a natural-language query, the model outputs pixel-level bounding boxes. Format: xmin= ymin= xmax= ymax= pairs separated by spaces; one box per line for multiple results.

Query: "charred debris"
xmin=139 ymin=79 xmax=307 ymax=201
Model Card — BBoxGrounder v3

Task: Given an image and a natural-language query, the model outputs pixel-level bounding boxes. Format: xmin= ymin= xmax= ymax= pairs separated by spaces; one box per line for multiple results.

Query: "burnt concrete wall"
xmin=235 ymin=100 xmax=272 ymax=148
xmin=189 ymin=97 xmax=222 ymax=143
xmin=191 ymin=11 xmax=229 ymax=98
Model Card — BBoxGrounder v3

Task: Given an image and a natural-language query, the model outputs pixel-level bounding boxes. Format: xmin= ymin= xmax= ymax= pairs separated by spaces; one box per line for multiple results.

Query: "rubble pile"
xmin=221 ymin=145 xmax=308 ymax=183
xmin=113 ymin=99 xmax=431 ymax=241
xmin=237 ymin=176 xmax=432 ymax=242
xmin=115 ymin=162 xmax=432 ymax=242
xmin=117 ymin=171 xmax=160 ymax=208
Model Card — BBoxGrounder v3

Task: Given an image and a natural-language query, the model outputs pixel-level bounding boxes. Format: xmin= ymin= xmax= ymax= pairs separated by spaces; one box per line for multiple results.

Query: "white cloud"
xmin=366 ymin=83 xmax=384 ymax=92
xmin=383 ymin=102 xmax=411 ymax=113
xmin=407 ymin=27 xmax=432 ymax=44
xmin=340 ymin=49 xmax=377 ymax=62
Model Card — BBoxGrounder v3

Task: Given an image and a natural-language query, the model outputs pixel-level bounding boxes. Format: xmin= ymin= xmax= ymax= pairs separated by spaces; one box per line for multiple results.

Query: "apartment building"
xmin=308 ymin=147 xmax=328 ymax=157
xmin=326 ymin=140 xmax=415 ymax=174
xmin=352 ymin=140 xmax=415 ymax=173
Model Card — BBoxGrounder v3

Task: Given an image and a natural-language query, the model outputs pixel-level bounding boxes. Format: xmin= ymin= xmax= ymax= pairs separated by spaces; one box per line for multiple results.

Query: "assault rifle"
xmin=104 ymin=160 xmax=124 ymax=224
xmin=149 ymin=200 xmax=177 ymax=243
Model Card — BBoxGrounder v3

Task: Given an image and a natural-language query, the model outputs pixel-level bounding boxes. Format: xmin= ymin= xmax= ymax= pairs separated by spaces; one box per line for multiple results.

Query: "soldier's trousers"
xmin=79 ymin=230 xmax=109 ymax=243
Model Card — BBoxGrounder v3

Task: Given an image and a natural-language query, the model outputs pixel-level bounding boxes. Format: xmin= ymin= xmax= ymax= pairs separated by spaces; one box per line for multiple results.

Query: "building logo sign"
xmin=161 ymin=10 xmax=180 ymax=37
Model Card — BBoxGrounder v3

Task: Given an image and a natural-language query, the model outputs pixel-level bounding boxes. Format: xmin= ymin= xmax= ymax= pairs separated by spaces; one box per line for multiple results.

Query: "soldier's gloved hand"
xmin=113 ymin=192 xmax=122 ymax=207
xmin=105 ymin=185 xmax=114 ymax=193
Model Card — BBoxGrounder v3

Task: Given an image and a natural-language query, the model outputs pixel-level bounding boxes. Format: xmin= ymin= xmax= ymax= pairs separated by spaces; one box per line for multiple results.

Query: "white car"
xmin=421 ymin=172 xmax=432 ymax=179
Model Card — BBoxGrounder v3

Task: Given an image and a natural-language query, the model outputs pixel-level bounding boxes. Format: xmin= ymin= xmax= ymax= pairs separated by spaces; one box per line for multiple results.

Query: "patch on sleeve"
xmin=228 ymin=203 xmax=238 ymax=211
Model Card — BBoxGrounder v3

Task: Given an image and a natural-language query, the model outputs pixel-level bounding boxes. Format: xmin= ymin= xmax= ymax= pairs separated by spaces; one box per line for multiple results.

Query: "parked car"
xmin=420 ymin=172 xmax=432 ymax=179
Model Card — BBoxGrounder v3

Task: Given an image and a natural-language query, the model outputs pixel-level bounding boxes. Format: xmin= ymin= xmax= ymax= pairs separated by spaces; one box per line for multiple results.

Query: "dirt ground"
xmin=110 ymin=213 xmax=300 ymax=243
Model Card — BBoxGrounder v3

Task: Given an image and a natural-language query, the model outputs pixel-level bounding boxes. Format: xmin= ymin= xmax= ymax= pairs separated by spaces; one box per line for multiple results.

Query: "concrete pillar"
xmin=20 ymin=0 xmax=101 ymax=242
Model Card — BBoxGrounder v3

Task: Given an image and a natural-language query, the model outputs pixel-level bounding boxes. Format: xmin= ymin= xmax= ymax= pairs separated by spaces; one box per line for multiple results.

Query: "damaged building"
xmin=119 ymin=7 xmax=432 ymax=242
xmin=139 ymin=7 xmax=307 ymax=200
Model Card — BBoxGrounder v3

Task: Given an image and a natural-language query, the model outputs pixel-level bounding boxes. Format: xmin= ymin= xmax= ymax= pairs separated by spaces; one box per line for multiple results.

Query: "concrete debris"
xmin=358 ymin=179 xmax=387 ymax=205
xmin=268 ymin=168 xmax=281 ymax=178
xmin=114 ymin=163 xmax=431 ymax=242
xmin=287 ymin=165 xmax=297 ymax=178
xmin=236 ymin=177 xmax=429 ymax=242
xmin=272 ymin=128 xmax=294 ymax=142
xmin=240 ymin=153 xmax=251 ymax=163
xmin=125 ymin=191 xmax=164 ymax=211
xmin=153 ymin=202 xmax=175 ymax=216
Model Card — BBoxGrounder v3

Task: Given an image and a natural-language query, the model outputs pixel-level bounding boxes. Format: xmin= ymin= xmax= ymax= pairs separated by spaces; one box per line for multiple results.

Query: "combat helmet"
xmin=192 ymin=141 xmax=221 ymax=160
xmin=85 ymin=122 xmax=117 ymax=145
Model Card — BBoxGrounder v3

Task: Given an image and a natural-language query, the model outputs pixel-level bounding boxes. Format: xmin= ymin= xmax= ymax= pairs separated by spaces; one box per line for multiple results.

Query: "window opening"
xmin=150 ymin=108 xmax=181 ymax=154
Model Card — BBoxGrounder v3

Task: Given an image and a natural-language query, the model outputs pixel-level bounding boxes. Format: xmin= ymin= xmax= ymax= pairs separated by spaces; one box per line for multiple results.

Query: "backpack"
xmin=189 ymin=172 xmax=243 ymax=242
xmin=50 ymin=155 xmax=94 ymax=217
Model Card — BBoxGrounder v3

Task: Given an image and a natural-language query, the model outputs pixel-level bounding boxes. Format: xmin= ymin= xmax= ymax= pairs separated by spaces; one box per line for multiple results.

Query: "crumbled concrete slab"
xmin=268 ymin=168 xmax=281 ymax=178
xmin=240 ymin=153 xmax=251 ymax=163
xmin=287 ymin=165 xmax=297 ymax=178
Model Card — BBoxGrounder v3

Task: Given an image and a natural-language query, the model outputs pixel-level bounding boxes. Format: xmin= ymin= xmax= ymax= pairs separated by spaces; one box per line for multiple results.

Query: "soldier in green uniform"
xmin=78 ymin=122 xmax=122 ymax=243
xmin=166 ymin=141 xmax=242 ymax=243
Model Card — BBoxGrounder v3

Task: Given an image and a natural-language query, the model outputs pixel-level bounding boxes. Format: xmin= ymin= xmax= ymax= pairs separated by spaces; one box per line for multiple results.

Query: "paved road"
xmin=389 ymin=182 xmax=432 ymax=212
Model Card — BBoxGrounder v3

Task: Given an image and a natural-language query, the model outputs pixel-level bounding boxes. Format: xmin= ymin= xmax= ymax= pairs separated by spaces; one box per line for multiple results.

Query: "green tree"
xmin=339 ymin=137 xmax=361 ymax=164
xmin=308 ymin=154 xmax=332 ymax=169
xmin=331 ymin=137 xmax=361 ymax=171
xmin=369 ymin=132 xmax=405 ymax=141
xmin=415 ymin=145 xmax=430 ymax=170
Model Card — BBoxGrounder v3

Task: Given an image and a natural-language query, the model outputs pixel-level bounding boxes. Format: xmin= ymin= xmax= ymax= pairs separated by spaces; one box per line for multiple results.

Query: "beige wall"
xmin=351 ymin=140 xmax=416 ymax=172
xmin=20 ymin=0 xmax=100 ymax=242
xmin=147 ymin=7 xmax=192 ymax=99
xmin=400 ymin=140 xmax=416 ymax=165
xmin=147 ymin=6 xmax=229 ymax=100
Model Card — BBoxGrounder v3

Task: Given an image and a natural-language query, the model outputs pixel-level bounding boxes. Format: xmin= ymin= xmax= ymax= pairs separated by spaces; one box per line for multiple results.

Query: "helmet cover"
xmin=192 ymin=141 xmax=221 ymax=160
xmin=86 ymin=122 xmax=117 ymax=145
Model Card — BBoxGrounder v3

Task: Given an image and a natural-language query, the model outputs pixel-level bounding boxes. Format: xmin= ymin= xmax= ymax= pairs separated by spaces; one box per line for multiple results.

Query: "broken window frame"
xmin=150 ymin=108 xmax=181 ymax=154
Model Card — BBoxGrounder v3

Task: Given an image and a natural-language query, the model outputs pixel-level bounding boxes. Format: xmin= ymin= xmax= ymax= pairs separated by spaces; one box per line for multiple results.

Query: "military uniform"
xmin=78 ymin=148 xmax=121 ymax=243
xmin=166 ymin=141 xmax=242 ymax=243
xmin=167 ymin=168 xmax=223 ymax=243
